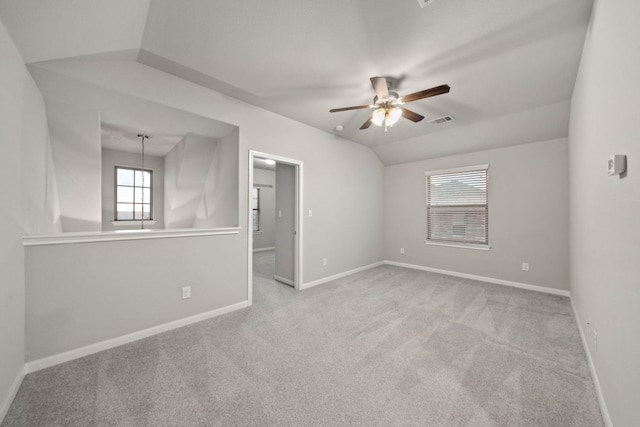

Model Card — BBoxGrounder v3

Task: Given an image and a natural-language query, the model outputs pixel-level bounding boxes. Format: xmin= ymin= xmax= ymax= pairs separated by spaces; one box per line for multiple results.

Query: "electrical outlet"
xmin=592 ymin=330 xmax=598 ymax=351
xmin=182 ymin=286 xmax=191 ymax=299
xmin=323 ymin=258 xmax=328 ymax=266
xmin=522 ymin=262 xmax=529 ymax=271
xmin=400 ymin=248 xmax=405 ymax=254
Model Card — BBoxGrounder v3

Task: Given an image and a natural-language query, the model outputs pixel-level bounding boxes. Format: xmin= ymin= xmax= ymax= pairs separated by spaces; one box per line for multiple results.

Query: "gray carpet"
xmin=3 ymin=250 xmax=603 ymax=426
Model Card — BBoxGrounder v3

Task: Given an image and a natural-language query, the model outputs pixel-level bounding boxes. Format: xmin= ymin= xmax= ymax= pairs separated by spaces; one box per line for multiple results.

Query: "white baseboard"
xmin=253 ymin=246 xmax=275 ymax=253
xmin=25 ymin=300 xmax=249 ymax=374
xmin=300 ymin=261 xmax=384 ymax=290
xmin=0 ymin=365 xmax=25 ymax=423
xmin=384 ymin=260 xmax=570 ymax=297
xmin=273 ymin=275 xmax=294 ymax=286
xmin=570 ymin=298 xmax=612 ymax=427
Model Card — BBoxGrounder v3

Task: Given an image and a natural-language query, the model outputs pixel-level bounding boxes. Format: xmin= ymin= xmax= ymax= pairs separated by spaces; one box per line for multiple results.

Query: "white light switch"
xmin=278 ymin=210 xmax=282 ymax=218
xmin=607 ymin=154 xmax=626 ymax=176
xmin=308 ymin=209 xmax=313 ymax=217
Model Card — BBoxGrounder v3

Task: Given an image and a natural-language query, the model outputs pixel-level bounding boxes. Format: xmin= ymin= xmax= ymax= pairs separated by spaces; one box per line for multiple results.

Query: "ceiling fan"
xmin=329 ymin=77 xmax=450 ymax=131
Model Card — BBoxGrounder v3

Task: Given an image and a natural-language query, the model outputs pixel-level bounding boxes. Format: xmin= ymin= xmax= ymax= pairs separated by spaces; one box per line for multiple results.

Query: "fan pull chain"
xmin=137 ymin=134 xmax=149 ymax=229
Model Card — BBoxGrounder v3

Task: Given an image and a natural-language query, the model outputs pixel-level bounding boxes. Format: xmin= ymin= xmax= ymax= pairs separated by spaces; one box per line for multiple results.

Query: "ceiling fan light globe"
xmin=371 ymin=108 xmax=386 ymax=126
xmin=387 ymin=107 xmax=402 ymax=126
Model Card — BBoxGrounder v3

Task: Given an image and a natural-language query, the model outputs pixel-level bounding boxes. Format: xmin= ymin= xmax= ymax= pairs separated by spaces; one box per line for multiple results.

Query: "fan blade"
xmin=329 ymin=104 xmax=372 ymax=113
xmin=360 ymin=117 xmax=373 ymax=130
xmin=370 ymin=77 xmax=389 ymax=100
xmin=401 ymin=84 xmax=450 ymax=103
xmin=401 ymin=108 xmax=425 ymax=122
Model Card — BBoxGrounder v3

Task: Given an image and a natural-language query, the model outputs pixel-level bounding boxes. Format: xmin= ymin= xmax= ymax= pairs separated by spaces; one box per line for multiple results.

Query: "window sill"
xmin=424 ymin=240 xmax=491 ymax=251
xmin=111 ymin=220 xmax=157 ymax=226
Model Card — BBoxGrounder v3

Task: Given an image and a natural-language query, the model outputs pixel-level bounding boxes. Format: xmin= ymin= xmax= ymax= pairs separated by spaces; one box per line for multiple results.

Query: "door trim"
xmin=248 ymin=150 xmax=303 ymax=305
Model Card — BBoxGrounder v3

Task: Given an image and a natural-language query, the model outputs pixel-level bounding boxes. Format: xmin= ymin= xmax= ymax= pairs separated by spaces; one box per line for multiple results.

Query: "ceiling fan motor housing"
xmin=373 ymin=91 xmax=400 ymax=105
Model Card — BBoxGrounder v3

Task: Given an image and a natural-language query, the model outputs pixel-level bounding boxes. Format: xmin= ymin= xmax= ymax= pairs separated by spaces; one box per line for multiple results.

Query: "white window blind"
xmin=425 ymin=165 xmax=488 ymax=246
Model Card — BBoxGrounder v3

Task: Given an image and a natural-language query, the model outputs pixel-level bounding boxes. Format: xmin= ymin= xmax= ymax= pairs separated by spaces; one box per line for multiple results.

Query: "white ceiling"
xmin=0 ymin=0 xmax=593 ymax=164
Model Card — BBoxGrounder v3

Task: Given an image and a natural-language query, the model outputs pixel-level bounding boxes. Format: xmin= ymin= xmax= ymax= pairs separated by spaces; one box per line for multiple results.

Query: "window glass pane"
xmin=134 ymin=170 xmax=151 ymax=187
xmin=133 ymin=205 xmax=143 ymax=220
xmin=134 ymin=187 xmax=151 ymax=204
xmin=142 ymin=171 xmax=151 ymax=188
xmin=429 ymin=171 xmax=487 ymax=205
xmin=117 ymin=168 xmax=134 ymax=186
xmin=117 ymin=186 xmax=134 ymax=203
xmin=142 ymin=204 xmax=151 ymax=220
xmin=117 ymin=203 xmax=134 ymax=220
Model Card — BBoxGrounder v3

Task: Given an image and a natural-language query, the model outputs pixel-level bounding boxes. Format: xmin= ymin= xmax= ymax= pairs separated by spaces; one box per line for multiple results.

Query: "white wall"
xmin=164 ymin=133 xmax=222 ymax=228
xmin=0 ymin=16 xmax=47 ymax=420
xmin=21 ymin=60 xmax=384 ymax=361
xmin=385 ymin=139 xmax=570 ymax=291
xmin=252 ymin=168 xmax=276 ymax=250
xmin=47 ymin=101 xmax=101 ymax=232
xmin=193 ymin=128 xmax=239 ymax=228
xmin=21 ymin=78 xmax=61 ymax=235
xmin=568 ymin=0 xmax=640 ymax=425
xmin=101 ymin=148 xmax=165 ymax=231
xmin=25 ymin=234 xmax=245 ymax=361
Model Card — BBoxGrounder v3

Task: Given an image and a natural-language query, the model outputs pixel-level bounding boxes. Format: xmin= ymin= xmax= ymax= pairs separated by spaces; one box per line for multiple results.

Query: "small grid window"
xmin=115 ymin=167 xmax=152 ymax=221
xmin=425 ymin=165 xmax=488 ymax=246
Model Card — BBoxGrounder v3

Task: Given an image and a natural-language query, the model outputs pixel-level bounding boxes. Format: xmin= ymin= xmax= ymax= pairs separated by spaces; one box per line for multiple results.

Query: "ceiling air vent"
xmin=426 ymin=115 xmax=454 ymax=125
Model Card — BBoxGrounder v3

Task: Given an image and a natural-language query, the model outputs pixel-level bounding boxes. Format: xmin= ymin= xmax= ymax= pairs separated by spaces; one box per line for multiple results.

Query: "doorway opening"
xmin=248 ymin=151 xmax=303 ymax=306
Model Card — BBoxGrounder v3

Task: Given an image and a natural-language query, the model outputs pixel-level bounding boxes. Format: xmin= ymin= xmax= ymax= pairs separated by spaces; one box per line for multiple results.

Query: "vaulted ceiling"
xmin=0 ymin=0 xmax=593 ymax=164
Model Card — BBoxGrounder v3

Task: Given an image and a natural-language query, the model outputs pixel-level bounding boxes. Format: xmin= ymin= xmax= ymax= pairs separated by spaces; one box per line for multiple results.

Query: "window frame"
xmin=424 ymin=164 xmax=490 ymax=250
xmin=114 ymin=166 xmax=154 ymax=222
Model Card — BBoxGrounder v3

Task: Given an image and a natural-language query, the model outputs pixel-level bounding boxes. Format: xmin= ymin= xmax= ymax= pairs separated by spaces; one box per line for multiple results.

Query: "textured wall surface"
xmin=568 ymin=0 xmax=640 ymax=425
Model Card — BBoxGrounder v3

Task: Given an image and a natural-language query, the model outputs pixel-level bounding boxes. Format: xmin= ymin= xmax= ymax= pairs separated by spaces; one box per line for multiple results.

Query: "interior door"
xmin=274 ymin=163 xmax=295 ymax=286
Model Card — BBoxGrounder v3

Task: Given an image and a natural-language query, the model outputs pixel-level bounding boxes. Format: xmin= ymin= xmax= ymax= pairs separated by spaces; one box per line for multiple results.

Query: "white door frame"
xmin=248 ymin=150 xmax=303 ymax=305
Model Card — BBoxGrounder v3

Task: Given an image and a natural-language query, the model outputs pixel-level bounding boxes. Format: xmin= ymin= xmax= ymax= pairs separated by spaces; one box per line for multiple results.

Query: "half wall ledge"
xmin=23 ymin=227 xmax=242 ymax=246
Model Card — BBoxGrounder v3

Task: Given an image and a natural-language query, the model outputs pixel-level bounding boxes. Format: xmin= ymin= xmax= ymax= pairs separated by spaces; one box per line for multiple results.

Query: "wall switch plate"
xmin=522 ymin=262 xmax=529 ymax=271
xmin=607 ymin=154 xmax=626 ymax=176
xmin=323 ymin=258 xmax=328 ymax=266
xmin=308 ymin=209 xmax=313 ymax=217
xmin=278 ymin=210 xmax=282 ymax=218
xmin=182 ymin=286 xmax=191 ymax=299
xmin=400 ymin=248 xmax=405 ymax=254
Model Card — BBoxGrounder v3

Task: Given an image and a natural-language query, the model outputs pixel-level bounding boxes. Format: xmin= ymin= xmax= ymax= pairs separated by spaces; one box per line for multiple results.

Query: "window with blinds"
xmin=425 ymin=165 xmax=488 ymax=246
